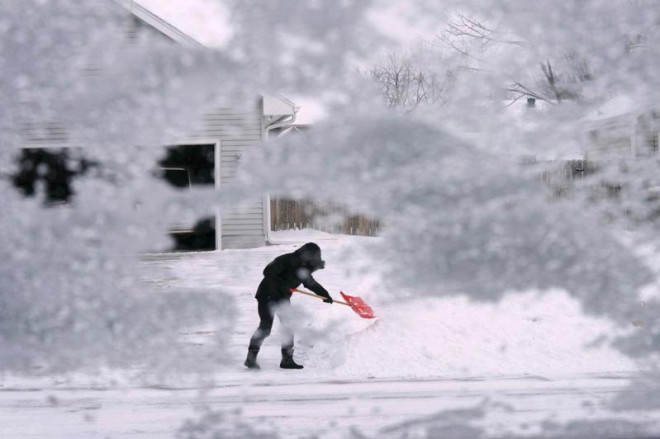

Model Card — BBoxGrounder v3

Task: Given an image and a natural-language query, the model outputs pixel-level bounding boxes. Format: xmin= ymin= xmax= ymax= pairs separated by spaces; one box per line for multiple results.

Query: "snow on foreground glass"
xmin=0 ymin=0 xmax=659 ymax=438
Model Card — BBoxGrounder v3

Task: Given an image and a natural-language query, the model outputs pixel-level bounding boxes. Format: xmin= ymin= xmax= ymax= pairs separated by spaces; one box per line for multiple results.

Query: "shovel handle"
xmin=290 ymin=288 xmax=350 ymax=307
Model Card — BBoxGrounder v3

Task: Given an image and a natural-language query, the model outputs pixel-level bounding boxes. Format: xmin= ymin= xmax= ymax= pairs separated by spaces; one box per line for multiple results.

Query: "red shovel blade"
xmin=340 ymin=292 xmax=376 ymax=319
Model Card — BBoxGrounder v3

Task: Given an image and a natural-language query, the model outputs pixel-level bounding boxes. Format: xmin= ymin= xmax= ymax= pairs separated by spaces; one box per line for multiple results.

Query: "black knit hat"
xmin=296 ymin=242 xmax=325 ymax=270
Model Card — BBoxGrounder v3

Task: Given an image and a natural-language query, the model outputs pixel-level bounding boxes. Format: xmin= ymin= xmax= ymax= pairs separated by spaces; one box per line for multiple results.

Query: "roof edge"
xmin=111 ymin=0 xmax=205 ymax=48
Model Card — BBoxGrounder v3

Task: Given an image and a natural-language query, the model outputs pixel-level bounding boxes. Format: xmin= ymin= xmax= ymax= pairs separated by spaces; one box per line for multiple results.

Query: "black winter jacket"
xmin=255 ymin=242 xmax=331 ymax=302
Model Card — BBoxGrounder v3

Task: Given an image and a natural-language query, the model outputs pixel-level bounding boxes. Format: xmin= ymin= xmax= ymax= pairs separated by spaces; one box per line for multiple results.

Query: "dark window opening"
xmin=161 ymin=168 xmax=192 ymax=189
xmin=158 ymin=144 xmax=216 ymax=251
xmin=10 ymin=148 xmax=95 ymax=205
xmin=159 ymin=144 xmax=214 ymax=186
xmin=168 ymin=217 xmax=216 ymax=251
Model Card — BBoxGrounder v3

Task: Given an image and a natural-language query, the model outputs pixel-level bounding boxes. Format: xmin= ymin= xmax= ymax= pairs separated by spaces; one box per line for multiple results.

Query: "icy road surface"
xmin=0 ymin=371 xmax=653 ymax=438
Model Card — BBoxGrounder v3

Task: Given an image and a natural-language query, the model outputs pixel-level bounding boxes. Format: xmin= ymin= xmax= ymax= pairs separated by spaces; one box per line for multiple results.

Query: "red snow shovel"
xmin=290 ymin=288 xmax=376 ymax=319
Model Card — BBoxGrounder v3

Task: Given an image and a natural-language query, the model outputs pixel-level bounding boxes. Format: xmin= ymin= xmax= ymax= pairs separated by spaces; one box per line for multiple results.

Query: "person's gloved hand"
xmin=323 ymin=296 xmax=333 ymax=304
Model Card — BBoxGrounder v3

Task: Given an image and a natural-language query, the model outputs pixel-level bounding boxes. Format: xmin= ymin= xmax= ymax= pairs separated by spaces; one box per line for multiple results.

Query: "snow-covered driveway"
xmin=2 ymin=231 xmax=657 ymax=438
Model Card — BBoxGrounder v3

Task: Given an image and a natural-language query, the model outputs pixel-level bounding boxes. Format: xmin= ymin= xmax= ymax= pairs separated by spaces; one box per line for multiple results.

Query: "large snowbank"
xmin=313 ymin=292 xmax=634 ymax=378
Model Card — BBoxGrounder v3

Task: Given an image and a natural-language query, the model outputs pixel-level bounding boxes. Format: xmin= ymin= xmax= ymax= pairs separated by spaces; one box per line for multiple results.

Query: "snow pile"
xmin=312 ymin=291 xmax=635 ymax=378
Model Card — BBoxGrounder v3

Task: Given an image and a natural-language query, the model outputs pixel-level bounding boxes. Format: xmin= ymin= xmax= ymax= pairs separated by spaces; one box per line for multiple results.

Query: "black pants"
xmin=248 ymin=298 xmax=294 ymax=351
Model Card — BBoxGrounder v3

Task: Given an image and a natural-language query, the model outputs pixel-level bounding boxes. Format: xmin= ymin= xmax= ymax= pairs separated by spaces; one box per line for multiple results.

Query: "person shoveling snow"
xmin=244 ymin=242 xmax=332 ymax=370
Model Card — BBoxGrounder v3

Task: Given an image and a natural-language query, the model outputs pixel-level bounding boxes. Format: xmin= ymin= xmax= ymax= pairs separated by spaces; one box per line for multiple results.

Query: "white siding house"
xmin=581 ymin=105 xmax=660 ymax=161
xmin=176 ymin=96 xmax=298 ymax=249
xmin=18 ymin=1 xmax=299 ymax=250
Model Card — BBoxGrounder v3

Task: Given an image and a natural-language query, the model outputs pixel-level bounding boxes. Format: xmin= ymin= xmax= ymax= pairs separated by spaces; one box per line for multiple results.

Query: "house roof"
xmin=262 ymin=95 xmax=300 ymax=118
xmin=111 ymin=0 xmax=205 ymax=48
xmin=114 ymin=1 xmax=307 ymax=125
xmin=582 ymin=95 xmax=637 ymax=123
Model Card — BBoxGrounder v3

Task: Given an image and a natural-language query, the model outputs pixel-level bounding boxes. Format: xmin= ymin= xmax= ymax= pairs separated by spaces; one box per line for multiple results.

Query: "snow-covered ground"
xmin=1 ymin=230 xmax=657 ymax=438
xmin=164 ymin=229 xmax=636 ymax=380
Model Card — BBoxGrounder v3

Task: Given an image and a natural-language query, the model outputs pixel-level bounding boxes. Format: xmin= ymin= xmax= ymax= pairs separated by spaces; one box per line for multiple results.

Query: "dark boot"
xmin=244 ymin=346 xmax=260 ymax=370
xmin=280 ymin=348 xmax=303 ymax=369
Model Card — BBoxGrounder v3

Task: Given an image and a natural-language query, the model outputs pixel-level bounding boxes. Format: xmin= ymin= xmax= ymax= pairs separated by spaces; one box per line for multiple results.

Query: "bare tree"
xmin=506 ymin=51 xmax=593 ymax=104
xmin=445 ymin=13 xmax=526 ymax=48
xmin=441 ymin=13 xmax=593 ymax=104
xmin=369 ymin=53 xmax=455 ymax=112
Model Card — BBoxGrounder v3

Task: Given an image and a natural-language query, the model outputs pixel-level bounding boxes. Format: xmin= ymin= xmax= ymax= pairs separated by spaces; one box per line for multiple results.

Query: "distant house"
xmin=17 ymin=0 xmax=301 ymax=251
xmin=551 ymin=98 xmax=660 ymax=194
xmin=498 ymin=96 xmax=659 ymax=191
xmin=501 ymin=95 xmax=659 ymax=162
xmin=580 ymin=96 xmax=660 ymax=160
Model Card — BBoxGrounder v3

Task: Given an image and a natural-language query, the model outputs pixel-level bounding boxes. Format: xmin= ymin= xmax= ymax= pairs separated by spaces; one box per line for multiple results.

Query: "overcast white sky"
xmin=136 ymin=0 xmax=439 ymax=48
xmin=134 ymin=0 xmax=440 ymax=123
